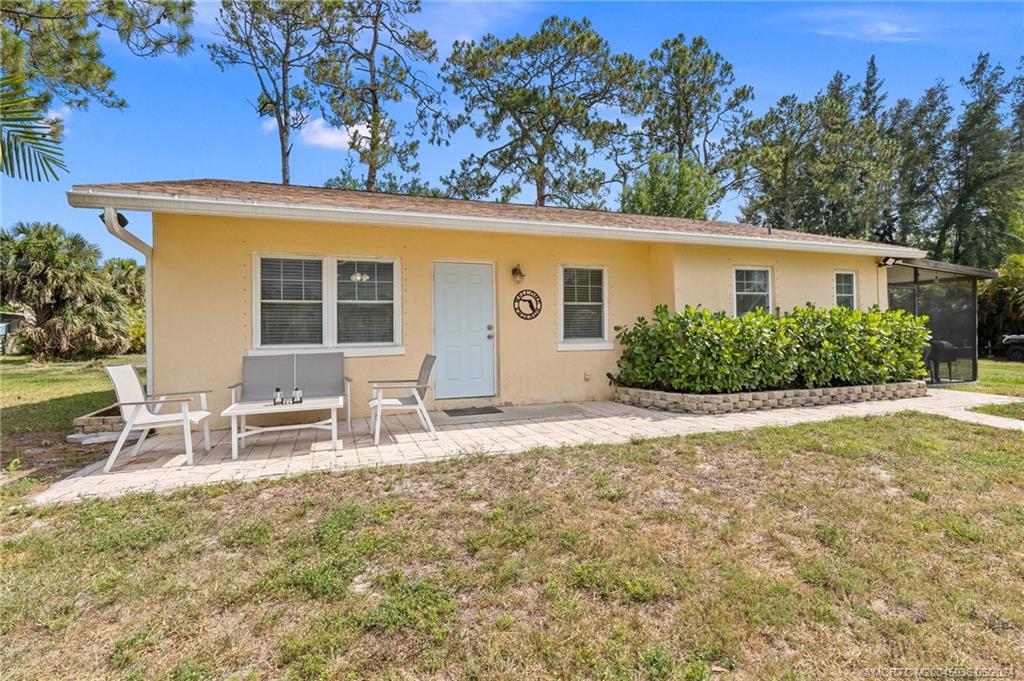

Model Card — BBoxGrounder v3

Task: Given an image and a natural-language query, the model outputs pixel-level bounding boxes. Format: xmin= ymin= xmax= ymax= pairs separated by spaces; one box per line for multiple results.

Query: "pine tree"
xmin=313 ymin=0 xmax=448 ymax=192
xmin=441 ymin=16 xmax=640 ymax=208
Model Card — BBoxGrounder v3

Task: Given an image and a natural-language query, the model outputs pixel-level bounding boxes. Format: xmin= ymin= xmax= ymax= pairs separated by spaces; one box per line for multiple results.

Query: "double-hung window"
xmin=337 ymin=260 xmax=395 ymax=344
xmin=259 ymin=257 xmax=324 ymax=345
xmin=834 ymin=272 xmax=857 ymax=309
xmin=734 ymin=267 xmax=772 ymax=315
xmin=560 ymin=266 xmax=610 ymax=349
xmin=255 ymin=254 xmax=400 ymax=352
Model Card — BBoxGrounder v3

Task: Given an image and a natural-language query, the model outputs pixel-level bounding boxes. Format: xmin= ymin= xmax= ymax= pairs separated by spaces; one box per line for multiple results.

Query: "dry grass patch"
xmin=1 ymin=413 xmax=1022 ymax=679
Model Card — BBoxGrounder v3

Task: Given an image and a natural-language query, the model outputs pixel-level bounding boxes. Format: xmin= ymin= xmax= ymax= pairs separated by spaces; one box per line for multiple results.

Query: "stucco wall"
xmin=152 ymin=213 xmax=655 ymax=423
xmin=151 ymin=213 xmax=887 ymax=424
xmin=671 ymin=244 xmax=885 ymax=313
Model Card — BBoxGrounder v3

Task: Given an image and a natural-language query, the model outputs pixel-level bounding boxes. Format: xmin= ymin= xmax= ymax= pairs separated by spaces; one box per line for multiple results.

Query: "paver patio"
xmin=33 ymin=388 xmax=1023 ymax=504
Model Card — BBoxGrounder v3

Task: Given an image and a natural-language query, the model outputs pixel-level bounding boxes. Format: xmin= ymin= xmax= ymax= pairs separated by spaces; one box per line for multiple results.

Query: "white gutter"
xmin=102 ymin=207 xmax=154 ymax=394
xmin=71 ymin=187 xmax=929 ymax=259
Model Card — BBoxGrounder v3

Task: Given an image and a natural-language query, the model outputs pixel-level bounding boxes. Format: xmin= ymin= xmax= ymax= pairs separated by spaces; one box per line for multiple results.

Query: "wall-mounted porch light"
xmin=879 ymin=257 xmax=900 ymax=267
xmin=511 ymin=264 xmax=525 ymax=283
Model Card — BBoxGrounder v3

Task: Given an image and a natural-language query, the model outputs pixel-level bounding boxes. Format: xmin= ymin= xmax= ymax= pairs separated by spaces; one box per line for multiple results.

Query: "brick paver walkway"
xmin=33 ymin=389 xmax=1023 ymax=504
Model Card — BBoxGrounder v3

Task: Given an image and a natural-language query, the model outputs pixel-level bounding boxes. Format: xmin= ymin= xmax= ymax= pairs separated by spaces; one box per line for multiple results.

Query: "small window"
xmin=259 ymin=257 xmax=324 ymax=345
xmin=835 ymin=272 xmax=856 ymax=309
xmin=734 ymin=268 xmax=771 ymax=315
xmin=337 ymin=259 xmax=396 ymax=344
xmin=562 ymin=267 xmax=606 ymax=341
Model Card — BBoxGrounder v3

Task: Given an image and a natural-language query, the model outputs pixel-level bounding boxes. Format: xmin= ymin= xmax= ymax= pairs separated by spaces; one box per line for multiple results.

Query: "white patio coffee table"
xmin=221 ymin=397 xmax=343 ymax=459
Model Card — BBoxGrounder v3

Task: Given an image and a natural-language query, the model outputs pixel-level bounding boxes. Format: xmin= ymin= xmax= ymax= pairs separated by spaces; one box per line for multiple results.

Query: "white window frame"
xmin=732 ymin=266 xmax=773 ymax=316
xmin=557 ymin=265 xmax=613 ymax=352
xmin=834 ymin=270 xmax=857 ymax=309
xmin=251 ymin=252 xmax=404 ymax=357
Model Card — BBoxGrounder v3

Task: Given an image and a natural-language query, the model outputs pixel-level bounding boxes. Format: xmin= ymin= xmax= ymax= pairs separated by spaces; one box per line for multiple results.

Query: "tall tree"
xmin=859 ymin=55 xmax=886 ymax=121
xmin=0 ymin=223 xmax=131 ymax=358
xmin=738 ymin=60 xmax=899 ymax=238
xmin=313 ymin=0 xmax=446 ymax=192
xmin=933 ymin=54 xmax=1024 ymax=267
xmin=2 ymin=0 xmax=192 ymax=180
xmin=879 ymin=83 xmax=952 ymax=247
xmin=324 ymin=158 xmax=446 ymax=196
xmin=1011 ymin=57 xmax=1024 ymax=149
xmin=736 ymin=95 xmax=819 ymax=230
xmin=808 ymin=66 xmax=899 ymax=239
xmin=620 ymin=153 xmax=716 ymax=219
xmin=738 ymin=53 xmax=1021 ymax=266
xmin=103 ymin=257 xmax=145 ymax=307
xmin=624 ymin=33 xmax=752 ymax=202
xmin=441 ymin=16 xmax=640 ymax=208
xmin=209 ymin=0 xmax=341 ymax=184
xmin=1 ymin=0 xmax=194 ymax=110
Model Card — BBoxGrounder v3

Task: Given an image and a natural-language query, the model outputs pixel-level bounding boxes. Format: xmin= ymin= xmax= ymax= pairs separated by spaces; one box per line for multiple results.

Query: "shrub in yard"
xmin=978 ymin=253 xmax=1024 ymax=347
xmin=612 ymin=304 xmax=928 ymax=394
xmin=0 ymin=223 xmax=140 ymax=358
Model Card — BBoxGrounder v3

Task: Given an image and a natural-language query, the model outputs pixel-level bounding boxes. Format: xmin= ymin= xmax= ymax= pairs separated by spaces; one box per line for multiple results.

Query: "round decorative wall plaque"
xmin=513 ymin=289 xmax=542 ymax=320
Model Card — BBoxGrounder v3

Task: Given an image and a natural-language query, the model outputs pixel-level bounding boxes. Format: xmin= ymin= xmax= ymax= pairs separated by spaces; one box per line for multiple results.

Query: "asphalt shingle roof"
xmin=71 ymin=178 xmax=918 ymax=252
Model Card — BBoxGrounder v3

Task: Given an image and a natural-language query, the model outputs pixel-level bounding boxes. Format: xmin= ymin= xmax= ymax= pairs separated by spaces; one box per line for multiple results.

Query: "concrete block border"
xmin=613 ymin=381 xmax=927 ymax=415
xmin=72 ymin=405 xmax=123 ymax=434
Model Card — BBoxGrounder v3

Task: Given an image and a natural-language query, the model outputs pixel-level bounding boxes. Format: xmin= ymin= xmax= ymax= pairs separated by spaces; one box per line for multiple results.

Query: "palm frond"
xmin=0 ymin=74 xmax=68 ymax=182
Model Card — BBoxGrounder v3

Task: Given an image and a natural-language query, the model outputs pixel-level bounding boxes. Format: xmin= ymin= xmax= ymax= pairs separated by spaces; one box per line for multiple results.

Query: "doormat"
xmin=443 ymin=406 xmax=504 ymax=417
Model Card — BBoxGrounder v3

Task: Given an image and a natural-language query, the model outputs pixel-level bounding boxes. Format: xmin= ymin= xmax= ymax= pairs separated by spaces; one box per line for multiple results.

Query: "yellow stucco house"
xmin=67 ymin=179 xmax=929 ymax=423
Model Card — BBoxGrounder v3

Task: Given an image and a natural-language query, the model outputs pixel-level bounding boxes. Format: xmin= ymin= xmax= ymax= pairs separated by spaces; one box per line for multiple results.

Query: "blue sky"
xmin=2 ymin=1 xmax=1021 ymax=262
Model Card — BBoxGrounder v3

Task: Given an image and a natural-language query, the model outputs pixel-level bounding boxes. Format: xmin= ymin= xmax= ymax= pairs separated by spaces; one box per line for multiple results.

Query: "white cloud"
xmin=45 ymin=104 xmax=72 ymax=121
xmin=298 ymin=118 xmax=356 ymax=150
xmin=260 ymin=117 xmax=372 ymax=151
xmin=191 ymin=0 xmax=223 ymax=39
xmin=802 ymin=7 xmax=928 ymax=43
xmin=419 ymin=1 xmax=538 ymax=54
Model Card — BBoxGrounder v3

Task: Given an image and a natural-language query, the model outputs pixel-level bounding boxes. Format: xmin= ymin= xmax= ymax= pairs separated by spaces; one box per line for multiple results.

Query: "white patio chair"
xmin=368 ymin=354 xmax=438 ymax=445
xmin=103 ymin=364 xmax=211 ymax=472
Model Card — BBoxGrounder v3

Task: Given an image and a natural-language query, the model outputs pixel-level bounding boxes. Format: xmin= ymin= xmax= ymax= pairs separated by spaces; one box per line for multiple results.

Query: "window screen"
xmin=337 ymin=260 xmax=395 ymax=344
xmin=734 ymin=268 xmax=771 ymax=315
xmin=259 ymin=257 xmax=323 ymax=345
xmin=835 ymin=272 xmax=856 ymax=309
xmin=562 ymin=267 xmax=605 ymax=340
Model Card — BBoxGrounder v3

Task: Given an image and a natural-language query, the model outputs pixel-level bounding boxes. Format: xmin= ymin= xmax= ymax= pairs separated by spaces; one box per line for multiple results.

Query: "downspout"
xmin=102 ymin=207 xmax=154 ymax=393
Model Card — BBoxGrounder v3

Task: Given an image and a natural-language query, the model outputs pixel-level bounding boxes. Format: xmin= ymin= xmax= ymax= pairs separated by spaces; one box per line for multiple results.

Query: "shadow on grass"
xmin=1 ymin=390 xmax=115 ymax=437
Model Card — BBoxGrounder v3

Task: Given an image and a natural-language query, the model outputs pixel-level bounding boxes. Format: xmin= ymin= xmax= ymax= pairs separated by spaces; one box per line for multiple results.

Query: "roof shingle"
xmin=71 ymin=178 xmax=919 ymax=253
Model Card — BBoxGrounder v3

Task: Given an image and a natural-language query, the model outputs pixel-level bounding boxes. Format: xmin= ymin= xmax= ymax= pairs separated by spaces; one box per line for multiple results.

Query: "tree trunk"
xmin=782 ymin=156 xmax=793 ymax=230
xmin=365 ymin=5 xmax=383 ymax=192
xmin=535 ymin=152 xmax=546 ymax=207
xmin=279 ymin=124 xmax=290 ymax=185
xmin=279 ymin=40 xmax=291 ymax=185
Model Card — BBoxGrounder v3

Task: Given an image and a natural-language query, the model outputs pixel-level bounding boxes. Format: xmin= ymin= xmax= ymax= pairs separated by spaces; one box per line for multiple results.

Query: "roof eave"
xmin=899 ymin=258 xmax=998 ymax=279
xmin=67 ymin=186 xmax=929 ymax=259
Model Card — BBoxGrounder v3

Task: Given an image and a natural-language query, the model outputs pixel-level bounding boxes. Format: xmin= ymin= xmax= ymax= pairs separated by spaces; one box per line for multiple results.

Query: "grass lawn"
xmin=948 ymin=358 xmax=1024 ymax=421
xmin=2 ymin=413 xmax=1022 ymax=679
xmin=0 ymin=355 xmax=144 ymax=474
xmin=0 ymin=355 xmax=145 ymax=438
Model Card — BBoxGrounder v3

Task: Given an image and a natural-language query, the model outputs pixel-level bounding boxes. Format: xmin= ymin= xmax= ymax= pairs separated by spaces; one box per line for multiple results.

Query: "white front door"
xmin=433 ymin=262 xmax=495 ymax=399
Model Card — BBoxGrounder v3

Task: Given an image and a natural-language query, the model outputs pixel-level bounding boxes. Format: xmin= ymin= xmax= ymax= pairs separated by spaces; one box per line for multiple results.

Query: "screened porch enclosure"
xmin=887 ymin=259 xmax=995 ymax=384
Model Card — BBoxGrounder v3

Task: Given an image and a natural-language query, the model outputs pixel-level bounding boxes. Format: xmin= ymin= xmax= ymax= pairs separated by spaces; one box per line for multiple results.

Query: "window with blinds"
xmin=734 ymin=268 xmax=771 ymax=315
xmin=835 ymin=272 xmax=856 ymax=309
xmin=562 ymin=267 xmax=605 ymax=341
xmin=259 ymin=257 xmax=324 ymax=345
xmin=337 ymin=260 xmax=396 ymax=344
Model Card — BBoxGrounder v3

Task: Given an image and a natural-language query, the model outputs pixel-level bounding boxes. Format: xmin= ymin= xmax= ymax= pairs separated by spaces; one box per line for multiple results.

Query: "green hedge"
xmin=611 ymin=304 xmax=929 ymax=394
